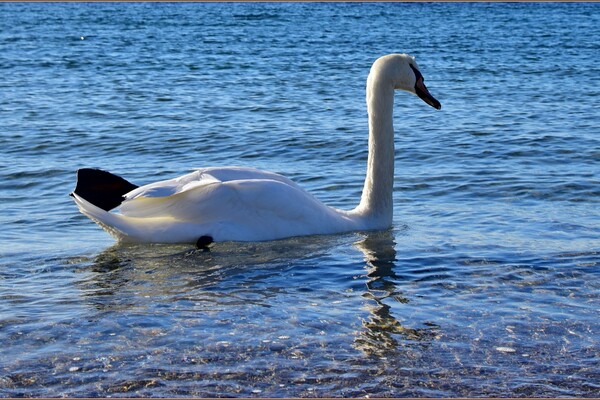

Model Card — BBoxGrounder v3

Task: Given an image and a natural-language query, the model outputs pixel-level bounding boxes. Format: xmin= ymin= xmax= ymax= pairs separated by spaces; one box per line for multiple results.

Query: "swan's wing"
xmin=123 ymin=170 xmax=215 ymax=201
xmin=199 ymin=166 xmax=301 ymax=189
xmin=118 ymin=167 xmax=310 ymax=220
xmin=119 ymin=171 xmax=221 ymax=218
xmin=119 ymin=174 xmax=341 ymax=233
xmin=123 ymin=167 xmax=299 ymax=202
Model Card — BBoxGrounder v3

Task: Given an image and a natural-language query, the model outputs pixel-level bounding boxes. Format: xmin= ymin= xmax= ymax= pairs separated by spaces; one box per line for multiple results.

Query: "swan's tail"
xmin=71 ymin=168 xmax=138 ymax=211
xmin=72 ymin=192 xmax=135 ymax=241
xmin=71 ymin=169 xmax=211 ymax=243
xmin=72 ymin=192 xmax=186 ymax=243
xmin=71 ymin=168 xmax=144 ymax=241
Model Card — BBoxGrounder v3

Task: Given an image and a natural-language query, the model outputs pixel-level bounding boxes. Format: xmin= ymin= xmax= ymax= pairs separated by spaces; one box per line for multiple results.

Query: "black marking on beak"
xmin=409 ymin=64 xmax=441 ymax=110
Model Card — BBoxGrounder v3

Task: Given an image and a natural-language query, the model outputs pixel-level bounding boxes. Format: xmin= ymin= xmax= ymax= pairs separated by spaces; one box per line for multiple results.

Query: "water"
xmin=1 ymin=2 xmax=599 ymax=397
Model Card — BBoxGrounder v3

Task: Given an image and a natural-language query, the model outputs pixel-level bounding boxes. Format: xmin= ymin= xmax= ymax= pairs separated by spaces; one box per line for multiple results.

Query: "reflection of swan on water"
xmin=353 ymin=231 xmax=440 ymax=355
xmin=77 ymin=231 xmax=441 ymax=352
xmin=71 ymin=54 xmax=440 ymax=244
xmin=75 ymin=235 xmax=353 ymax=311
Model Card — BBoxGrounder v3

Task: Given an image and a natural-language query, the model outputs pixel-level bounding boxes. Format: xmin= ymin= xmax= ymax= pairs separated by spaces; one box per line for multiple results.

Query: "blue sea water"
xmin=0 ymin=2 xmax=599 ymax=397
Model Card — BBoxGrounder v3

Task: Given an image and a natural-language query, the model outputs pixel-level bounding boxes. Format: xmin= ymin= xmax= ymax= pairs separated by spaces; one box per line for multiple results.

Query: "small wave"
xmin=233 ymin=12 xmax=282 ymax=21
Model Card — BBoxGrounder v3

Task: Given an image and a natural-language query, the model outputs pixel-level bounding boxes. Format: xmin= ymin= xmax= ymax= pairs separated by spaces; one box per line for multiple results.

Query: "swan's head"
xmin=370 ymin=54 xmax=441 ymax=110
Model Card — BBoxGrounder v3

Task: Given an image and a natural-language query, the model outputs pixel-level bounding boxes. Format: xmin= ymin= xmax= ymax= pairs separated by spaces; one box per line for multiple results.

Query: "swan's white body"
xmin=73 ymin=54 xmax=440 ymax=243
xmin=73 ymin=167 xmax=364 ymax=242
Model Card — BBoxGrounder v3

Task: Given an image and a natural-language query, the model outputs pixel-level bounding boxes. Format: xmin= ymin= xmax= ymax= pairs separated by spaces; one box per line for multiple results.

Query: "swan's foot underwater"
xmin=196 ymin=235 xmax=214 ymax=251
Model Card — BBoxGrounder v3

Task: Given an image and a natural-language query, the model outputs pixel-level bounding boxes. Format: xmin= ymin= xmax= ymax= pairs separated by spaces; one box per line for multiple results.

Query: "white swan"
xmin=72 ymin=54 xmax=441 ymax=244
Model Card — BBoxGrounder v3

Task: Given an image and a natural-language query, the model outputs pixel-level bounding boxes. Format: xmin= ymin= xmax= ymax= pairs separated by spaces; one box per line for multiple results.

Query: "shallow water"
xmin=1 ymin=2 xmax=599 ymax=397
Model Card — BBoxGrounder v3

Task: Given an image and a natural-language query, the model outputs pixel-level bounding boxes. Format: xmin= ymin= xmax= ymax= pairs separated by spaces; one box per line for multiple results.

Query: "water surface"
xmin=0 ymin=2 xmax=599 ymax=397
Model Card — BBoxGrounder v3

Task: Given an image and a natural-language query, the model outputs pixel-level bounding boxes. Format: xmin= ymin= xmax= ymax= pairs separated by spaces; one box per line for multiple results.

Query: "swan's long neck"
xmin=355 ymin=73 xmax=396 ymax=228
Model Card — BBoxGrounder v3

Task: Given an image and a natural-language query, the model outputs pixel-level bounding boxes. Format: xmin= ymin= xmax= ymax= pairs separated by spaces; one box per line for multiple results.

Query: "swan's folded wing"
xmin=118 ymin=175 xmax=330 ymax=232
xmin=122 ymin=171 xmax=211 ymax=200
xmin=119 ymin=172 xmax=223 ymax=218
xmin=118 ymin=167 xmax=303 ymax=220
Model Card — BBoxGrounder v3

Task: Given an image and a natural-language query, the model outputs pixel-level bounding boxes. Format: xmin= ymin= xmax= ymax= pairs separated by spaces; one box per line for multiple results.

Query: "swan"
xmin=71 ymin=54 xmax=441 ymax=244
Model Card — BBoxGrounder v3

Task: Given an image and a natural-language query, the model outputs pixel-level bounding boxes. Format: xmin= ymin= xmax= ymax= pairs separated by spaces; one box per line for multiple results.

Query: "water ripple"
xmin=1 ymin=2 xmax=599 ymax=397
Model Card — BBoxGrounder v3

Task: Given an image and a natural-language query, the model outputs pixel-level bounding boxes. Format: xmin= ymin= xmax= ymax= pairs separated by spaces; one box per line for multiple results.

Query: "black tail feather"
xmin=72 ymin=168 xmax=139 ymax=211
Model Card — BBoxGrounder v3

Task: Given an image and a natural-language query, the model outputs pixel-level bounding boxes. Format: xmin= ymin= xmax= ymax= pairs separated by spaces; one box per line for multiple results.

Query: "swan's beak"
xmin=415 ymin=77 xmax=441 ymax=110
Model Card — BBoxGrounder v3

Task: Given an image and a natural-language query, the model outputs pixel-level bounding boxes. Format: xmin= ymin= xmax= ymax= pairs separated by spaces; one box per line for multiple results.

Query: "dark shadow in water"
xmin=353 ymin=230 xmax=440 ymax=356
